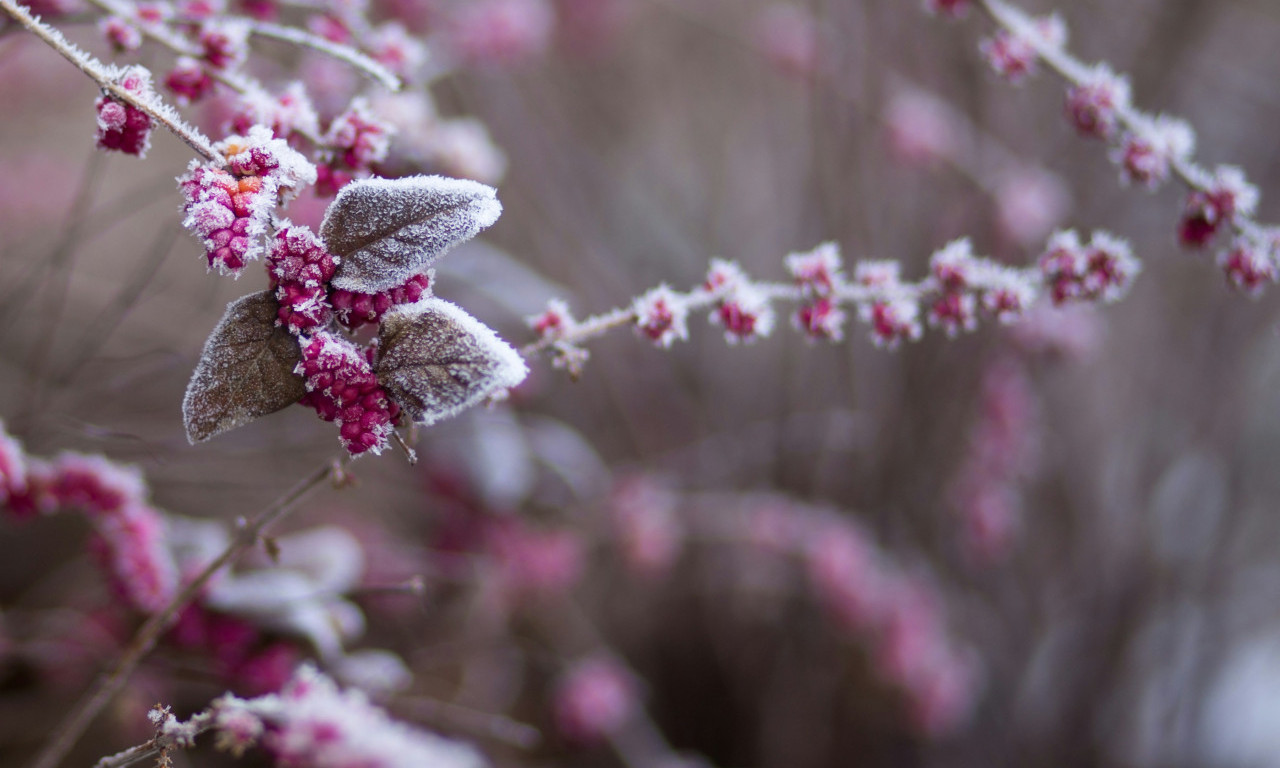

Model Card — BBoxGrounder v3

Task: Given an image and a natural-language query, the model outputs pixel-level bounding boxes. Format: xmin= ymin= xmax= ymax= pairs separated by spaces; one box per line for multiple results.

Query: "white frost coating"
xmin=378 ymin=297 xmax=528 ymax=427
xmin=322 ymin=175 xmax=503 ymax=293
xmin=214 ymin=665 xmax=487 ymax=768
xmin=266 ymin=526 xmax=365 ymax=593
xmin=205 ymin=569 xmax=364 ymax=660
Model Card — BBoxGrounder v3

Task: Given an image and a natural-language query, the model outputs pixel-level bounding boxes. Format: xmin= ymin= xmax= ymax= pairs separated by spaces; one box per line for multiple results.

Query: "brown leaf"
xmin=183 ymin=290 xmax=307 ymax=443
xmin=321 ymin=175 xmax=502 ymax=294
xmin=375 ymin=298 xmax=528 ymax=426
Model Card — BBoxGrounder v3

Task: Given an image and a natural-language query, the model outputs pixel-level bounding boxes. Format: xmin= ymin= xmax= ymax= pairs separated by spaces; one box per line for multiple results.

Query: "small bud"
xmin=632 ymin=286 xmax=689 ymax=347
xmin=1064 ymin=64 xmax=1131 ymax=140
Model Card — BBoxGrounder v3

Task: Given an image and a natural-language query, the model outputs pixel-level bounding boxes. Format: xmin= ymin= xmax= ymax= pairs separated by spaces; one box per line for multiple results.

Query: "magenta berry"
xmin=296 ymin=333 xmax=396 ymax=455
xmin=165 ymin=57 xmax=215 ymax=104
xmin=1064 ymin=64 xmax=1130 ymax=140
xmin=632 ymin=286 xmax=688 ymax=347
xmin=94 ymin=67 xmax=155 ymax=157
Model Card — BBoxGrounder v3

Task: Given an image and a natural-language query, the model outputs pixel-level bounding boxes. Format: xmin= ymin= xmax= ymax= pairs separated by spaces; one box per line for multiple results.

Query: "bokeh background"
xmin=5 ymin=0 xmax=1280 ymax=766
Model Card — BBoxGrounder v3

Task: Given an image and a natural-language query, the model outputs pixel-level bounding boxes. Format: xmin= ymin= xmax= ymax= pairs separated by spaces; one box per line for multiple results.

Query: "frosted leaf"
xmin=322 ymin=175 xmax=502 ymax=293
xmin=375 ymin=298 xmax=528 ymax=426
xmin=183 ymin=291 xmax=307 ymax=443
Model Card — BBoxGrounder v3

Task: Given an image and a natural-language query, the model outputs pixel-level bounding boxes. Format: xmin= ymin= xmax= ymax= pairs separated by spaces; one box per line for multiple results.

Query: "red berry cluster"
xmin=316 ymin=100 xmax=393 ymax=196
xmin=179 ymin=127 xmax=317 ymax=275
xmin=267 ymin=226 xmax=338 ymax=332
xmin=296 ymin=333 xmax=401 ymax=455
xmin=1 ymin=437 xmax=178 ymax=614
xmin=1038 ymin=231 xmax=1138 ymax=305
xmin=95 ymin=67 xmax=155 ymax=157
xmin=181 ymin=167 xmax=268 ymax=273
xmin=330 ymin=272 xmax=432 ymax=329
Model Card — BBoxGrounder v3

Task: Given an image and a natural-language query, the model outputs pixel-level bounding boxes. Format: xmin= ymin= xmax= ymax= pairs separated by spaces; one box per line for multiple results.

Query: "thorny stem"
xmin=27 ymin=457 xmax=351 ymax=768
xmin=975 ymin=0 xmax=1265 ymax=241
xmin=0 ymin=0 xmax=222 ymax=162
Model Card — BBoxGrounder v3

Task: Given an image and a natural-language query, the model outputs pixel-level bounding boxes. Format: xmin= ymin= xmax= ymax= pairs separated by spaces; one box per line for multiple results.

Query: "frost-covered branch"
xmin=938 ymin=0 xmax=1279 ymax=292
xmin=247 ymin=19 xmax=401 ymax=91
xmin=0 ymin=0 xmax=221 ymax=161
xmin=521 ymin=231 xmax=1137 ymax=376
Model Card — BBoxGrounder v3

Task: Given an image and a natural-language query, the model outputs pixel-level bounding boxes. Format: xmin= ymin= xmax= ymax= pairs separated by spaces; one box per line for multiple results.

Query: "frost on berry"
xmin=374 ymin=297 xmax=529 ymax=426
xmin=295 ymin=332 xmax=397 ymax=455
xmin=210 ymin=665 xmax=486 ymax=768
xmin=179 ymin=128 xmax=317 ymax=275
xmin=95 ymin=66 xmax=156 ymax=157
xmin=859 ymin=297 xmax=921 ymax=348
xmin=786 ymin=241 xmax=842 ymax=297
xmin=797 ymin=298 xmax=848 ymax=342
xmin=220 ymin=125 xmax=317 ymax=195
xmin=89 ymin=502 xmax=179 ymax=613
xmin=526 ymin=297 xmax=576 ymax=340
xmin=198 ymin=19 xmax=250 ymax=70
xmin=632 ymin=285 xmax=689 ymax=347
xmin=1038 ymin=230 xmax=1139 ymax=304
xmin=978 ymin=14 xmax=1065 ymax=83
xmin=99 ymin=15 xmax=142 ymax=52
xmin=1218 ymin=237 xmax=1277 ymax=295
xmin=1179 ymin=166 xmax=1260 ymax=248
xmin=183 ymin=291 xmax=307 ymax=443
xmin=166 ymin=57 xmax=215 ymax=105
xmin=1113 ymin=115 xmax=1195 ymax=189
xmin=1064 ymin=64 xmax=1131 ymax=140
xmin=230 ymin=83 xmax=320 ymax=140
xmin=321 ymin=175 xmax=503 ymax=293
xmin=705 ymin=259 xmax=775 ymax=344
xmin=323 ymin=98 xmax=394 ymax=174
xmin=368 ymin=21 xmax=428 ymax=79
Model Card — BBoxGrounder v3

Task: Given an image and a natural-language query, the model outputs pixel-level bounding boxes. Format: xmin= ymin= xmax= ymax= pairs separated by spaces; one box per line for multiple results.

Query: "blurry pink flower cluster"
xmin=0 ymin=421 xmax=410 ymax=697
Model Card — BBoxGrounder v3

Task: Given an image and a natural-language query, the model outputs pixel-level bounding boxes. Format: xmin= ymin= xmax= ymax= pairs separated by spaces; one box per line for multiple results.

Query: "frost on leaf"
xmin=184 ymin=291 xmax=307 ymax=443
xmin=321 ymin=175 xmax=502 ymax=293
xmin=375 ymin=298 xmax=527 ymax=426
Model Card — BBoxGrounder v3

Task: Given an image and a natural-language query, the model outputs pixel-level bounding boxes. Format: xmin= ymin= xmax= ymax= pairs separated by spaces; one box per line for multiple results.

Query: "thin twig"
xmin=247 ymin=19 xmax=401 ymax=92
xmin=975 ymin=0 xmax=1265 ymax=241
xmin=0 ymin=0 xmax=221 ymax=161
xmin=27 ymin=457 xmax=350 ymax=768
